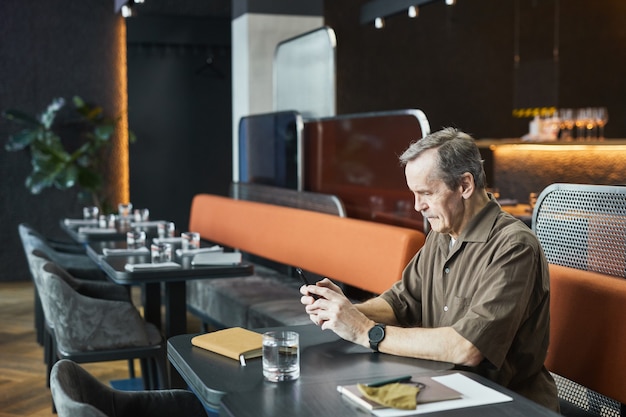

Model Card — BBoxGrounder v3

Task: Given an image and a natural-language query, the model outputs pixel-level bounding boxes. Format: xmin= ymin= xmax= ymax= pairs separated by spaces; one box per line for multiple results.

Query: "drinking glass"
xmin=151 ymin=243 xmax=172 ymax=263
xmin=83 ymin=206 xmax=99 ymax=220
xmin=556 ymin=108 xmax=574 ymax=141
xmin=262 ymin=330 xmax=300 ymax=382
xmin=158 ymin=222 xmax=176 ymax=239
xmin=181 ymin=232 xmax=201 ymax=251
xmin=126 ymin=230 xmax=146 ymax=249
xmin=584 ymin=107 xmax=597 ymax=140
xmin=574 ymin=109 xmax=585 ymax=140
xmin=133 ymin=208 xmax=150 ymax=222
xmin=595 ymin=107 xmax=609 ymax=140
xmin=118 ymin=202 xmax=133 ymax=218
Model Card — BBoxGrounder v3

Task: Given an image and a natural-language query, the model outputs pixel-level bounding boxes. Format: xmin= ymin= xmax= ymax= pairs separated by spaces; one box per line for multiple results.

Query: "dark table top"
xmin=167 ymin=324 xmax=454 ymax=412
xmin=86 ymin=241 xmax=254 ymax=285
xmin=169 ymin=325 xmax=562 ymax=417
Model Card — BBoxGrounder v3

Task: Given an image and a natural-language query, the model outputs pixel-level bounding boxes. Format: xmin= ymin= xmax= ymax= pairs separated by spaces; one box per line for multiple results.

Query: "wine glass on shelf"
xmin=556 ymin=108 xmax=575 ymax=141
xmin=584 ymin=107 xmax=597 ymax=141
xmin=595 ymin=107 xmax=609 ymax=140
xmin=574 ymin=108 xmax=585 ymax=140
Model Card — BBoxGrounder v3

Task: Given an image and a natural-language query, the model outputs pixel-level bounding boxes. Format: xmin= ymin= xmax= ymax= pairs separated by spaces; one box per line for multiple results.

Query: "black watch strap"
xmin=368 ymin=323 xmax=386 ymax=352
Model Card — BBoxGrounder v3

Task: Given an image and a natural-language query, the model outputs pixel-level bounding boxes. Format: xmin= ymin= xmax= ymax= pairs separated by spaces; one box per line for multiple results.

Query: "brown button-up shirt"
xmin=380 ymin=199 xmax=559 ymax=411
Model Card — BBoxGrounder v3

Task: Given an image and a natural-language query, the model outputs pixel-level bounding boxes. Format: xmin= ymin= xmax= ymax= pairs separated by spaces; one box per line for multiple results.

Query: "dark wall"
xmin=0 ymin=1 xmax=126 ymax=282
xmin=326 ymin=0 xmax=626 ymax=139
xmin=126 ymin=15 xmax=232 ymax=230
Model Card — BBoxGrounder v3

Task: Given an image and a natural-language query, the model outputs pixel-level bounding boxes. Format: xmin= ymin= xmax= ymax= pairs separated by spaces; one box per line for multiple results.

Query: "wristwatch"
xmin=368 ymin=323 xmax=386 ymax=352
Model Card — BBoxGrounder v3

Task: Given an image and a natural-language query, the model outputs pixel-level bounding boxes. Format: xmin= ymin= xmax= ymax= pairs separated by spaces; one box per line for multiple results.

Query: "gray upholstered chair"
xmin=51 ymin=359 xmax=208 ymax=417
xmin=18 ymin=223 xmax=104 ymax=280
xmin=33 ymin=257 xmax=167 ymax=395
xmin=18 ymin=223 xmax=106 ymax=346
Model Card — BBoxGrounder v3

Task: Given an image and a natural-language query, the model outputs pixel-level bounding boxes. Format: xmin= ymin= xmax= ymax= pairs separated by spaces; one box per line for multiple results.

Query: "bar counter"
xmin=476 ymin=139 xmax=626 ymax=204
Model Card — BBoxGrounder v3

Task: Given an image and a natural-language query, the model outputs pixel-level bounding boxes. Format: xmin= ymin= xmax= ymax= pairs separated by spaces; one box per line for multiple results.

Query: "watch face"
xmin=369 ymin=325 xmax=385 ymax=342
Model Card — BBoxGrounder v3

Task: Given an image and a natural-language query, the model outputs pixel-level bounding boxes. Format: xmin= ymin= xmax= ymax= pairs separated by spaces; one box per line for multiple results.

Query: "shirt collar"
xmin=455 ymin=196 xmax=501 ymax=244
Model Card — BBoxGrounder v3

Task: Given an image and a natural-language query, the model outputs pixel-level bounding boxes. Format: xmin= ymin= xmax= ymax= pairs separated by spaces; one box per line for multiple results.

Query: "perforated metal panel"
xmin=533 ymin=183 xmax=626 ymax=278
xmin=552 ymin=374 xmax=622 ymax=417
xmin=532 ymin=183 xmax=626 ymax=417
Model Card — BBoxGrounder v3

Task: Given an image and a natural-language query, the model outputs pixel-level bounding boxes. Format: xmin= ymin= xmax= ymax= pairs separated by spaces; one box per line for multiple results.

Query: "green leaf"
xmin=5 ymin=129 xmax=40 ymax=151
xmin=2 ymin=109 xmax=42 ymax=127
xmin=77 ymin=167 xmax=102 ymax=192
xmin=54 ymin=164 xmax=79 ymax=189
xmin=26 ymin=170 xmax=57 ymax=194
xmin=40 ymin=97 xmax=65 ymax=129
xmin=94 ymin=124 xmax=114 ymax=141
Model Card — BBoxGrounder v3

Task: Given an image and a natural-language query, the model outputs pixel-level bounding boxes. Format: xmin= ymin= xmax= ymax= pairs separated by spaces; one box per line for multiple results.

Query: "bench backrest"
xmin=230 ymin=182 xmax=346 ymax=217
xmin=189 ymin=194 xmax=425 ymax=294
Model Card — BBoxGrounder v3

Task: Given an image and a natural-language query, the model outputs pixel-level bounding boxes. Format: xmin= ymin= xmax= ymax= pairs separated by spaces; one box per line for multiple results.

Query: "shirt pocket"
xmin=452 ymin=295 xmax=472 ymax=314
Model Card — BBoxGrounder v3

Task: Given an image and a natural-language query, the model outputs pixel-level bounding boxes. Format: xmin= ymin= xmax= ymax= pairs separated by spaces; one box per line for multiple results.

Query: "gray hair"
xmin=399 ymin=127 xmax=486 ymax=190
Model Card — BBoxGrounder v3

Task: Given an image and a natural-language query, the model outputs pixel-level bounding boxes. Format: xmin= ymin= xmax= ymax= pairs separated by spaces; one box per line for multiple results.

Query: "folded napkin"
xmin=124 ymin=262 xmax=181 ymax=272
xmin=103 ymin=247 xmax=149 ymax=256
xmin=357 ymin=383 xmax=420 ymax=410
xmin=153 ymin=237 xmax=184 ymax=244
xmin=64 ymin=218 xmax=98 ymax=226
xmin=176 ymin=245 xmax=223 ymax=257
xmin=78 ymin=227 xmax=117 ymax=234
xmin=130 ymin=220 xmax=164 ymax=228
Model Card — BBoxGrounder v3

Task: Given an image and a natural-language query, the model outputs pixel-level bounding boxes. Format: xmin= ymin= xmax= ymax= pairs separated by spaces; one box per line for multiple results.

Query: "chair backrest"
xmin=51 ymin=359 xmax=208 ymax=417
xmin=532 ymin=183 xmax=626 ymax=277
xmin=229 ymin=181 xmax=346 ymax=217
xmin=37 ymin=261 xmax=153 ymax=353
xmin=532 ymin=183 xmax=626 ymax=414
xmin=51 ymin=359 xmax=110 ymax=417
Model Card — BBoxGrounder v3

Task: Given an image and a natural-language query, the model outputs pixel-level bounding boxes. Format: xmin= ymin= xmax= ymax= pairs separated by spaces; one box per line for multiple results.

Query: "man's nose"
xmin=414 ymin=196 xmax=427 ymax=212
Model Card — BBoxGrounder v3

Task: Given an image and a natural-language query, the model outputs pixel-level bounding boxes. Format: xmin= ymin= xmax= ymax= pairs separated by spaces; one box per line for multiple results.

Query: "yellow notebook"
xmin=191 ymin=327 xmax=263 ymax=362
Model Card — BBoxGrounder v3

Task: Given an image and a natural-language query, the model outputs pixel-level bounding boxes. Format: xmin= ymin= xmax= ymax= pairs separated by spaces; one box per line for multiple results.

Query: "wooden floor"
xmin=0 ymin=280 xmax=201 ymax=417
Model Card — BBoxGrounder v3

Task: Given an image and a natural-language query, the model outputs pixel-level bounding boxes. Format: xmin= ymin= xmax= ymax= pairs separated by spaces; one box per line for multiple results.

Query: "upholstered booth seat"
xmin=186 ymin=264 xmax=309 ymax=329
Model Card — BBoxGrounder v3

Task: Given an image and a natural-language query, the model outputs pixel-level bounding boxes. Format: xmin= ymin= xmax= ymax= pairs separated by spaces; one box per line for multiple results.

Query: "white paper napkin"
xmin=64 ymin=218 xmax=98 ymax=226
xmin=124 ymin=262 xmax=181 ymax=272
xmin=103 ymin=247 xmax=149 ymax=256
xmin=78 ymin=227 xmax=117 ymax=234
xmin=153 ymin=237 xmax=184 ymax=244
xmin=176 ymin=245 xmax=223 ymax=257
xmin=130 ymin=220 xmax=164 ymax=228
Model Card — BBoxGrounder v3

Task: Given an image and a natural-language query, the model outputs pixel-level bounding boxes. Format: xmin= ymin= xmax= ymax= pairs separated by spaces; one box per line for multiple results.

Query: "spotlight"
xmin=121 ymin=4 xmax=132 ymax=17
xmin=445 ymin=0 xmax=456 ymax=5
xmin=408 ymin=5 xmax=419 ymax=18
xmin=374 ymin=17 xmax=385 ymax=29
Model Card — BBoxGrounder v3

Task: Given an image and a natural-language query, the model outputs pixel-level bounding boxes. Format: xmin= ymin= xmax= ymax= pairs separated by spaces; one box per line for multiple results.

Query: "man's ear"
xmin=460 ymin=172 xmax=474 ymax=200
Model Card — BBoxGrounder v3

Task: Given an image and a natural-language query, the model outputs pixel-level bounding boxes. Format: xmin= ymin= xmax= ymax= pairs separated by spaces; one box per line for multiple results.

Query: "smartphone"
xmin=296 ymin=267 xmax=320 ymax=299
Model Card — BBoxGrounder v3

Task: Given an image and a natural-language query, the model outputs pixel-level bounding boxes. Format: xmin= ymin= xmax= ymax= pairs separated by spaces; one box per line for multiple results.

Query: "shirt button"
xmin=443 ymin=305 xmax=449 ymax=312
xmin=444 ymin=267 xmax=450 ymax=274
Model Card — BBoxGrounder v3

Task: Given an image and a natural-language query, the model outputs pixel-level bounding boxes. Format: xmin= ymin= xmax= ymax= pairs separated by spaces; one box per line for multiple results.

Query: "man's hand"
xmin=300 ymin=278 xmax=373 ymax=347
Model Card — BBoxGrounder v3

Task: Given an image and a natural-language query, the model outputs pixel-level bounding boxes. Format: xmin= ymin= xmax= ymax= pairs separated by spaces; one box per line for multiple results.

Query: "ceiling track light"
xmin=360 ymin=0 xmax=443 ymax=27
xmin=445 ymin=0 xmax=457 ymax=5
xmin=121 ymin=4 xmax=132 ymax=17
xmin=114 ymin=0 xmax=146 ymax=16
xmin=374 ymin=17 xmax=385 ymax=29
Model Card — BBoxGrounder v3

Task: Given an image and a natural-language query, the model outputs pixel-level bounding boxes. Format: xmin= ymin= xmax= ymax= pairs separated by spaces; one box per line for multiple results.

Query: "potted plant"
xmin=3 ymin=96 xmax=136 ymax=213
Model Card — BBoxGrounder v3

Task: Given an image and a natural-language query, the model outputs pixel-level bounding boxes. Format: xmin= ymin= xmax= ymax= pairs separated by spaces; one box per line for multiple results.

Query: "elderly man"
xmin=300 ymin=127 xmax=559 ymax=411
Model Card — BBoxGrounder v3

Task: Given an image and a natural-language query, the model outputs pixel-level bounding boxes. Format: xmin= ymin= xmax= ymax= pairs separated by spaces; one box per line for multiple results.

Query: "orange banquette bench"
xmin=185 ymin=193 xmax=426 ymax=329
xmin=545 ymin=264 xmax=626 ymax=412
